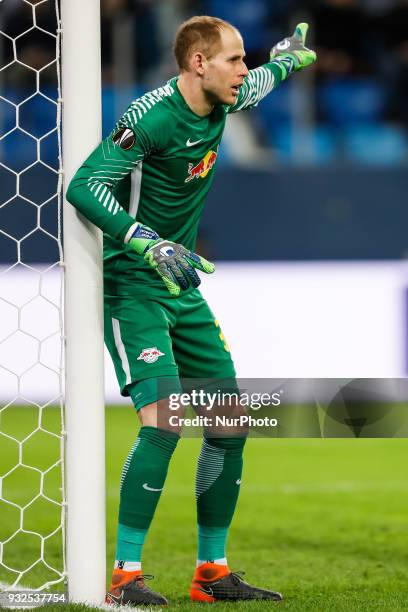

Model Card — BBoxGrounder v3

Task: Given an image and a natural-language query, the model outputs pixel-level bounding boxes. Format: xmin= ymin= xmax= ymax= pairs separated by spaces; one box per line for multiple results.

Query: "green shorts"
xmin=104 ymin=289 xmax=236 ymax=410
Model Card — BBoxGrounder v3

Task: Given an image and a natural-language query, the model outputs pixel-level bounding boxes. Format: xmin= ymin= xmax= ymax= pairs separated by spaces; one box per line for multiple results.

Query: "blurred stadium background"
xmin=2 ymin=0 xmax=408 ymax=399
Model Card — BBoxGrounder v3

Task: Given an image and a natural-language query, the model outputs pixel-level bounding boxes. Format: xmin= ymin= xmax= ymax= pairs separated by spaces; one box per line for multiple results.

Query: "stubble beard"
xmin=203 ymin=82 xmax=231 ymax=107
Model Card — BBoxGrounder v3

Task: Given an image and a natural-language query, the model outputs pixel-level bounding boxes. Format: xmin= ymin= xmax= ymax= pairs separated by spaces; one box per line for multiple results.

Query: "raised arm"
xmin=228 ymin=23 xmax=316 ymax=113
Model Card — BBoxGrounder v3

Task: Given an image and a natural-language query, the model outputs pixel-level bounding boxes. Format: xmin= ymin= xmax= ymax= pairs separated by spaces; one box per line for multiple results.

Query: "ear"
xmin=190 ymin=51 xmax=206 ymax=75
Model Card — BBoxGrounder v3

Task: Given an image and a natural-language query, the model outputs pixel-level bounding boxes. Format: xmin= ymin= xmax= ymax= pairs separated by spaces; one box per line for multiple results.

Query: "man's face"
xmin=202 ymin=27 xmax=248 ymax=106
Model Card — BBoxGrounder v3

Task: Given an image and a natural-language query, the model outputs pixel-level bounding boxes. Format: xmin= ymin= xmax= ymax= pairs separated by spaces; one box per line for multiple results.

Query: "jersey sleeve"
xmin=66 ymin=90 xmax=172 ymax=242
xmin=226 ymin=61 xmax=285 ymax=114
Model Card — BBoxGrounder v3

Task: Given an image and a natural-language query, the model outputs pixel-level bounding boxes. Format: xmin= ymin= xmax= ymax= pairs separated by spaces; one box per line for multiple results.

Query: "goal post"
xmin=61 ymin=0 xmax=106 ymax=605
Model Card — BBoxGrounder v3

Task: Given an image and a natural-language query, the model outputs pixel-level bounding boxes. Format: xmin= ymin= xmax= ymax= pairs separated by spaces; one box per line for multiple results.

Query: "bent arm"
xmin=66 ymin=92 xmax=169 ymax=241
xmin=66 ymin=136 xmax=142 ymax=241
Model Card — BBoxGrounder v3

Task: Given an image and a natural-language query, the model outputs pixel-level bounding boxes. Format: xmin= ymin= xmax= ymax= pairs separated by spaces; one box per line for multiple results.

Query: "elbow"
xmin=65 ymin=178 xmax=81 ymax=210
xmin=65 ymin=178 xmax=74 ymax=203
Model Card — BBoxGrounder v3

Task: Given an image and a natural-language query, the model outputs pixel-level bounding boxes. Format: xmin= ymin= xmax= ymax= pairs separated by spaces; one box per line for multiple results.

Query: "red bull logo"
xmin=185 ymin=148 xmax=218 ymax=183
xmin=137 ymin=347 xmax=165 ymax=364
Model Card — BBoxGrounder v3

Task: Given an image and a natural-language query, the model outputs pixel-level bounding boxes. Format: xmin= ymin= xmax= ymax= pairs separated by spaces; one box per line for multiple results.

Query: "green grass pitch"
xmin=0 ymin=405 xmax=408 ymax=610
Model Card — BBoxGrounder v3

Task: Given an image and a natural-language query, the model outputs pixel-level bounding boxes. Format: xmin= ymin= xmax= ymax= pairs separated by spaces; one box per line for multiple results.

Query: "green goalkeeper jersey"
xmin=66 ymin=63 xmax=283 ymax=297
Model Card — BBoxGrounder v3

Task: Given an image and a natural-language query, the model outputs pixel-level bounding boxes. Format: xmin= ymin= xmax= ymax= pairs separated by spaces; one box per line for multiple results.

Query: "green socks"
xmin=197 ymin=525 xmax=229 ymax=562
xmin=196 ymin=436 xmax=246 ymax=562
xmin=116 ymin=524 xmax=146 ymax=565
xmin=116 ymin=428 xmax=246 ymax=565
xmin=116 ymin=426 xmax=179 ymax=562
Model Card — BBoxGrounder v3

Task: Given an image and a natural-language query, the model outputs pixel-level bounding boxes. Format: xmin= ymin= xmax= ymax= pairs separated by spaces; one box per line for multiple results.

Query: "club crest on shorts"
xmin=137 ymin=347 xmax=165 ymax=364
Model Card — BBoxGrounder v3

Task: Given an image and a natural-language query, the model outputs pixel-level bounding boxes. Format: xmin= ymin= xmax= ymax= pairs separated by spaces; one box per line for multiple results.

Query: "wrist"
xmin=270 ymin=55 xmax=297 ymax=80
xmin=267 ymin=61 xmax=285 ymax=86
xmin=125 ymin=222 xmax=161 ymax=255
xmin=124 ymin=222 xmax=138 ymax=244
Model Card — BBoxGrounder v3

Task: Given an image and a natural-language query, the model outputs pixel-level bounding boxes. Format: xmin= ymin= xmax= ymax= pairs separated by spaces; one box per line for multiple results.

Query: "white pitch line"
xmin=0 ymin=583 xmax=146 ymax=611
xmin=96 ymin=604 xmax=147 ymax=612
xmin=0 ymin=581 xmax=29 ymax=591
xmin=279 ymin=480 xmax=407 ymax=494
xmin=0 ymin=581 xmax=41 ymax=610
xmin=107 ymin=480 xmax=408 ymax=498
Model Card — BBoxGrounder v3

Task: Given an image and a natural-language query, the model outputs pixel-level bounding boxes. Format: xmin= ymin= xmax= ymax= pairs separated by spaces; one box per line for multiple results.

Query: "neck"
xmin=177 ymin=73 xmax=214 ymax=117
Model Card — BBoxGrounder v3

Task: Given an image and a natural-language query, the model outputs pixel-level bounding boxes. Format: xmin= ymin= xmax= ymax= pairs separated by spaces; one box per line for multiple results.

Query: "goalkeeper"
xmin=67 ymin=16 xmax=316 ymax=606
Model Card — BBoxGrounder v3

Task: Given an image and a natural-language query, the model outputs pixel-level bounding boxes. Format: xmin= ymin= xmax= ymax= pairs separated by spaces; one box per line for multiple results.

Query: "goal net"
xmin=0 ymin=0 xmax=105 ymax=604
xmin=0 ymin=0 xmax=65 ymax=594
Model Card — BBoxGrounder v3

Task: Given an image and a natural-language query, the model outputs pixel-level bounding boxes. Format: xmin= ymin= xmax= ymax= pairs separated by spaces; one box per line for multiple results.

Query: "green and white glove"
xmin=125 ymin=222 xmax=215 ymax=296
xmin=270 ymin=23 xmax=317 ymax=78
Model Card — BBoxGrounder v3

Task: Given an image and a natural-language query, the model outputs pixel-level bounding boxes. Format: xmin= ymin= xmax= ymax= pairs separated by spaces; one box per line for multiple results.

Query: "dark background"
xmin=1 ymin=0 xmax=407 ymax=262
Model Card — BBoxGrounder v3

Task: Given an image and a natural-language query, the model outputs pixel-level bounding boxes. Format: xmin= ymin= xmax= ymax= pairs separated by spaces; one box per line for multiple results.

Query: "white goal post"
xmin=61 ymin=0 xmax=106 ymax=605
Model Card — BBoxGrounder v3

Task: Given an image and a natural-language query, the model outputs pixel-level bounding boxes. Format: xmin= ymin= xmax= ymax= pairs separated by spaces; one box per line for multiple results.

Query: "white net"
xmin=0 ymin=0 xmax=65 ymax=592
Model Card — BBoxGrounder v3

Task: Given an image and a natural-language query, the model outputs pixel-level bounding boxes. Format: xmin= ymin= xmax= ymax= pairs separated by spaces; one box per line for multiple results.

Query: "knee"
xmin=203 ymin=435 xmax=247 ymax=454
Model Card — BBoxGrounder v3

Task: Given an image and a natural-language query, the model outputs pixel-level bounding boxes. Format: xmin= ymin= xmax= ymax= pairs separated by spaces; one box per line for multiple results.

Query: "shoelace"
xmin=126 ymin=574 xmax=155 ymax=587
xmin=229 ymin=571 xmax=246 ymax=586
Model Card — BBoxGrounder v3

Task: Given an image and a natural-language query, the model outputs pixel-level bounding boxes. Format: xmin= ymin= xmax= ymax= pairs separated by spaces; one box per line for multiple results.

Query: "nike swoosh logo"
xmin=186 ymin=138 xmax=203 ymax=147
xmin=236 ymin=479 xmax=242 ymax=485
xmin=143 ymin=483 xmax=163 ymax=492
xmin=198 ymin=585 xmax=214 ymax=596
xmin=106 ymin=591 xmax=124 ymax=605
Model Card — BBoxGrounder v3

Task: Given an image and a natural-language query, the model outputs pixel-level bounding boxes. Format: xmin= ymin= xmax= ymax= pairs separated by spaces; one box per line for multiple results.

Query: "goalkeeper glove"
xmin=125 ymin=222 xmax=215 ymax=296
xmin=270 ymin=23 xmax=316 ymax=78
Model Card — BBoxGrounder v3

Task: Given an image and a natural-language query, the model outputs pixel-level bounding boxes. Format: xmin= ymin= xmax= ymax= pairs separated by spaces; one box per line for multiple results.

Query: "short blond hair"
xmin=174 ymin=15 xmax=235 ymax=71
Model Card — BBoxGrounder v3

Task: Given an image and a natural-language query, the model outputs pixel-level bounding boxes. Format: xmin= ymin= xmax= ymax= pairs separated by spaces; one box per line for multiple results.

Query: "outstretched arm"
xmin=228 ymin=23 xmax=316 ymax=114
